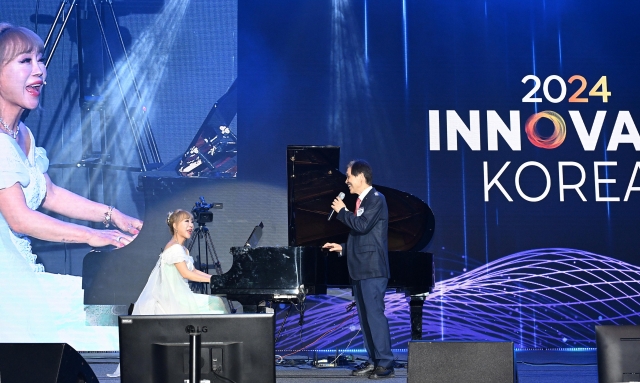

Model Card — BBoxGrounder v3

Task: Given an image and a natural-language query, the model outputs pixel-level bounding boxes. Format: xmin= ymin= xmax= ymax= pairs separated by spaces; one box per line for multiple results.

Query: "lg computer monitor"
xmin=596 ymin=325 xmax=640 ymax=383
xmin=119 ymin=313 xmax=275 ymax=383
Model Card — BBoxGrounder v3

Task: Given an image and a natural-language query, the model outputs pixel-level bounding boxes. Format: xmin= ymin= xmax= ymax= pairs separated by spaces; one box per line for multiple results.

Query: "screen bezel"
xmin=119 ymin=313 xmax=275 ymax=383
xmin=595 ymin=325 xmax=640 ymax=383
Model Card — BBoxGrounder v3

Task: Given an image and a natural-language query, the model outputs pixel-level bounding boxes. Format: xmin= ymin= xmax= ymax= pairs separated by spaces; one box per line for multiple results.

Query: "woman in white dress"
xmin=109 ymin=209 xmax=227 ymax=377
xmin=0 ymin=23 xmax=143 ymax=348
xmin=132 ymin=209 xmax=227 ymax=315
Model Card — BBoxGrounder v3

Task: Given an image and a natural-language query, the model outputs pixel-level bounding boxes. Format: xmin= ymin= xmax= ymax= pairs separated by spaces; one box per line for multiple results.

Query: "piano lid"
xmin=287 ymin=145 xmax=435 ymax=252
xmin=174 ymin=79 xmax=238 ymax=177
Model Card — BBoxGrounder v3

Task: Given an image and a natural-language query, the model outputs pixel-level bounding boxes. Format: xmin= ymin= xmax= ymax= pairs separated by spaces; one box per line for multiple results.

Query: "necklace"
xmin=0 ymin=116 xmax=19 ymax=139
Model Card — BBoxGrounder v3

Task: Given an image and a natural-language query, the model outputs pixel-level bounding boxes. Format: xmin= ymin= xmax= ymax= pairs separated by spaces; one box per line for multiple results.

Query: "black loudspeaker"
xmin=408 ymin=341 xmax=516 ymax=383
xmin=0 ymin=343 xmax=98 ymax=383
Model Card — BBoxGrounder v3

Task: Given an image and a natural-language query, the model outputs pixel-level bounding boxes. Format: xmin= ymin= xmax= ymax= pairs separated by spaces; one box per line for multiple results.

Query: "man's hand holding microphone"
xmin=324 ymin=192 xmax=346 ymax=253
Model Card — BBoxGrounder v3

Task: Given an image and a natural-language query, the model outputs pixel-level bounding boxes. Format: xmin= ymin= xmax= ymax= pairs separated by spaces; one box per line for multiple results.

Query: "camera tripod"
xmin=187 ymin=222 xmax=223 ymax=294
xmin=187 ymin=223 xmax=237 ymax=313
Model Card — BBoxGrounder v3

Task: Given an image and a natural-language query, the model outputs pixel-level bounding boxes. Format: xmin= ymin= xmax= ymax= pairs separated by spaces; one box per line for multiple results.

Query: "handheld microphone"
xmin=327 ymin=192 xmax=345 ymax=221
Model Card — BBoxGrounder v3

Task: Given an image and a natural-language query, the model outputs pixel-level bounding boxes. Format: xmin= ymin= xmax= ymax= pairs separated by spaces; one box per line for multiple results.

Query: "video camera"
xmin=192 ymin=196 xmax=214 ymax=224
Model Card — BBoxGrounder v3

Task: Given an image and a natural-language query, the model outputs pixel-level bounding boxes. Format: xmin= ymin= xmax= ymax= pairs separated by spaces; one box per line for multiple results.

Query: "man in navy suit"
xmin=323 ymin=159 xmax=394 ymax=379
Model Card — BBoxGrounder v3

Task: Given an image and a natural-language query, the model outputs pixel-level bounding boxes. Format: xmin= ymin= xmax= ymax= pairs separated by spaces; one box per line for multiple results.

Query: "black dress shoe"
xmin=368 ymin=366 xmax=395 ymax=379
xmin=351 ymin=361 xmax=375 ymax=376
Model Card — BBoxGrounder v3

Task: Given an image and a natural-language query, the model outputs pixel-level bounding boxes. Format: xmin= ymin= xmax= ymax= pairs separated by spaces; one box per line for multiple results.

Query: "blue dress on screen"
xmin=0 ymin=126 xmax=118 ymax=350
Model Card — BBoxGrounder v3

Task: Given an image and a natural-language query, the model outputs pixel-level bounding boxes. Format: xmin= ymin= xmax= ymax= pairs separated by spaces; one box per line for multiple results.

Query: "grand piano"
xmin=83 ymin=147 xmax=435 ymax=339
xmin=82 ymin=84 xmax=435 ymax=339
xmin=209 ymin=145 xmax=435 ymax=339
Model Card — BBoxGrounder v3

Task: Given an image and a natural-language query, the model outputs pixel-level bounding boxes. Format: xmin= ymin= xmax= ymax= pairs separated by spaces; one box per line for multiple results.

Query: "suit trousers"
xmin=353 ymin=277 xmax=394 ymax=368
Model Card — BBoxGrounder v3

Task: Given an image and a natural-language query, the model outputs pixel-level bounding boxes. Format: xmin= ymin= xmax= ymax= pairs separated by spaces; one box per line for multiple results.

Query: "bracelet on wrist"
xmin=103 ymin=206 xmax=115 ymax=228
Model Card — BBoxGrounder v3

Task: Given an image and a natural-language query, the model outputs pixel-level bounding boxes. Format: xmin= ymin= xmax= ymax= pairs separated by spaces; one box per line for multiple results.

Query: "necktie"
xmin=354 ymin=198 xmax=361 ymax=216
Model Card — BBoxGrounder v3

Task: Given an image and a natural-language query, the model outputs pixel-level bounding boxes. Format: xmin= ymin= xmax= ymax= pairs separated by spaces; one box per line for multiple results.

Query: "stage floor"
xmin=86 ymin=349 xmax=597 ymax=382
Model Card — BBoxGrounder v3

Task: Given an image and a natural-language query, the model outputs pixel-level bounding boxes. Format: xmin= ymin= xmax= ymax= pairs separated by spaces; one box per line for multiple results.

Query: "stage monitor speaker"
xmin=408 ymin=341 xmax=516 ymax=383
xmin=0 ymin=343 xmax=98 ymax=383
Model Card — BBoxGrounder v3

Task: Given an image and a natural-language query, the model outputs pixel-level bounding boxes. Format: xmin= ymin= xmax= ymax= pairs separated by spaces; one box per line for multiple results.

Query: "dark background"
xmin=238 ymin=0 xmax=640 ymax=281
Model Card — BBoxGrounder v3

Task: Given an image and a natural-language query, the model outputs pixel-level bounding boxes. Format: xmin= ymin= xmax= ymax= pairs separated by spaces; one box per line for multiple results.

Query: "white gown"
xmin=0 ymin=127 xmax=118 ymax=350
xmin=109 ymin=244 xmax=227 ymax=378
xmin=132 ymin=244 xmax=227 ymax=315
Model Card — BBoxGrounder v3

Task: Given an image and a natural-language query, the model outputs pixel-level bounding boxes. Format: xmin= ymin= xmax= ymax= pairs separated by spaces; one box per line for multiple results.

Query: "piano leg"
xmin=409 ymin=297 xmax=425 ymax=340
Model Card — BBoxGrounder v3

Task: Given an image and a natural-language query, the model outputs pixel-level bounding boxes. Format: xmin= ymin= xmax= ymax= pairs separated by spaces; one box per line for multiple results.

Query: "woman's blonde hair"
xmin=166 ymin=209 xmax=193 ymax=235
xmin=0 ymin=23 xmax=44 ymax=67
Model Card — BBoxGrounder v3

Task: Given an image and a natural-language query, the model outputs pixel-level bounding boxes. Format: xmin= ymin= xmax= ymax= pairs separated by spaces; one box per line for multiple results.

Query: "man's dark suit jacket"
xmin=337 ymin=187 xmax=390 ymax=281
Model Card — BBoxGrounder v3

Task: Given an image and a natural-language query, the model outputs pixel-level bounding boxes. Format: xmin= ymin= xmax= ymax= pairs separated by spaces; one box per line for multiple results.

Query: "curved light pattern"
xmin=424 ymin=248 xmax=640 ymax=348
xmin=275 ymin=249 xmax=640 ymax=351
